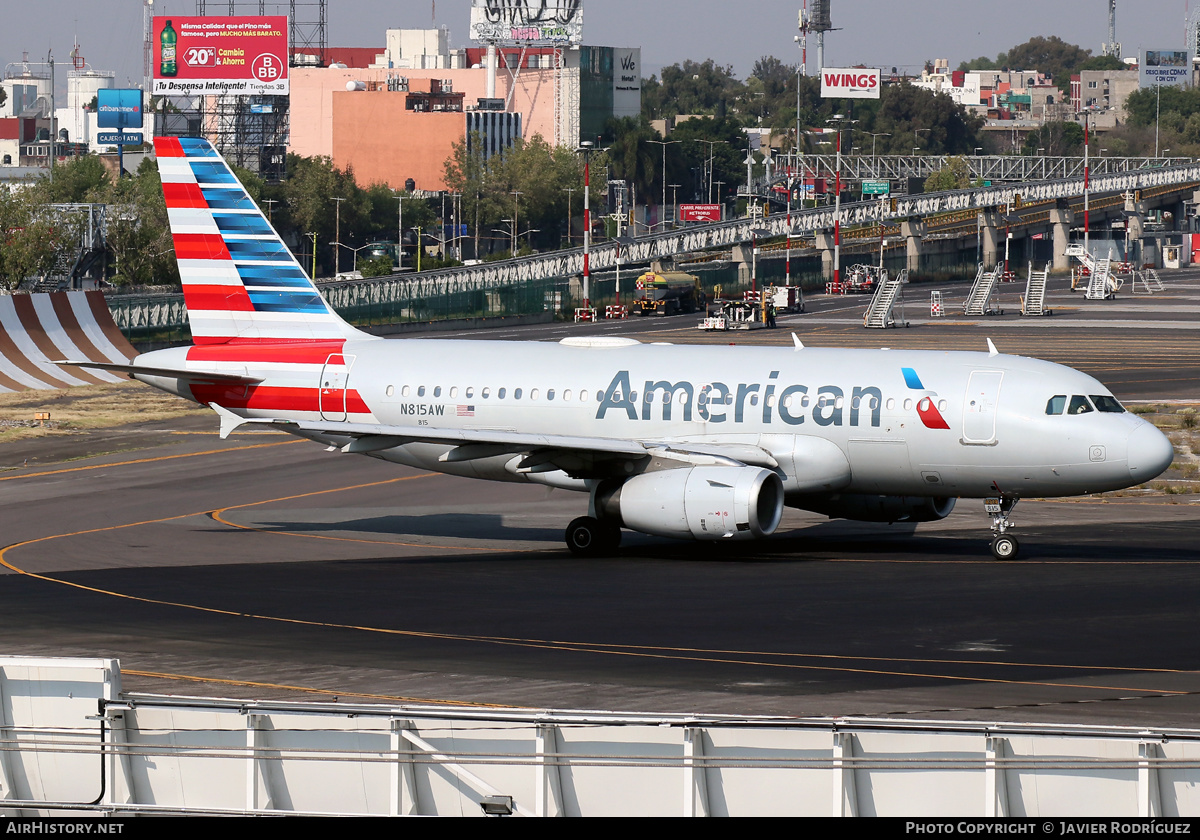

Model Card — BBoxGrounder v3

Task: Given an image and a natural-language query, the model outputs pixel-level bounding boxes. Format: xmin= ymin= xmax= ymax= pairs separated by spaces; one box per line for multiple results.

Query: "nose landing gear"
xmin=985 ymin=495 xmax=1020 ymax=560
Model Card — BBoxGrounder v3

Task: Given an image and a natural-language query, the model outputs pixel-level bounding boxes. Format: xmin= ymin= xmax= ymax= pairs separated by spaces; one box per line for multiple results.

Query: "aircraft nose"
xmin=1127 ymin=422 xmax=1174 ymax=482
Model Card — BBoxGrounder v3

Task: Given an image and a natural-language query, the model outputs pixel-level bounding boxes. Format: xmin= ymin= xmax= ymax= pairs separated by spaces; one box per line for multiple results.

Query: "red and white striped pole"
xmin=581 ymin=141 xmax=593 ymax=311
xmin=833 ymin=126 xmax=842 ymax=289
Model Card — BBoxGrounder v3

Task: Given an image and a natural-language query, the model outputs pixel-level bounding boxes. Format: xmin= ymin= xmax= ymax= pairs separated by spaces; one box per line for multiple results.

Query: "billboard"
xmin=469 ymin=0 xmax=584 ymax=44
xmin=96 ymin=89 xmax=143 ymax=130
xmin=679 ymin=204 xmax=722 ymax=223
xmin=1141 ymin=49 xmax=1191 ymax=89
xmin=821 ymin=68 xmax=881 ymax=99
xmin=613 ymin=48 xmax=641 ymax=118
xmin=152 ymin=16 xmax=289 ymax=95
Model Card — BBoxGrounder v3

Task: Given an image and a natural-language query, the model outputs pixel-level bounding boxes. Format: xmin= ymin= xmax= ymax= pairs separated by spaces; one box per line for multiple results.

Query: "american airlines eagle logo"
xmin=902 ymin=367 xmax=951 ymax=430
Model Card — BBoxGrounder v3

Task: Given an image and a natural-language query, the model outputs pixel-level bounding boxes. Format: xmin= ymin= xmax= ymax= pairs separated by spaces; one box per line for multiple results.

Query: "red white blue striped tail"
xmin=154 ymin=136 xmax=369 ymax=346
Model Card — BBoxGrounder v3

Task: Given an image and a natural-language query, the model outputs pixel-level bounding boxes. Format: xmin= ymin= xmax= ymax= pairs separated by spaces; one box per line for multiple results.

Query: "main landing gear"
xmin=565 ymin=517 xmax=622 ymax=557
xmin=985 ymin=494 xmax=1020 ymax=560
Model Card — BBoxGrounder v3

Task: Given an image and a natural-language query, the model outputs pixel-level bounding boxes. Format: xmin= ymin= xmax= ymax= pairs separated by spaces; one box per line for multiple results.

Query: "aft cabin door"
xmin=319 ymin=354 xmax=353 ymax=421
xmin=962 ymin=370 xmax=1003 ymax=445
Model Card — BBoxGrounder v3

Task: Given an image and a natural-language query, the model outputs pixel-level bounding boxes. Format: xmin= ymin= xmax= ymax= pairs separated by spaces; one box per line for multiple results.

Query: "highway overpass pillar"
xmin=980 ymin=211 xmax=1001 ymax=268
xmin=732 ymin=243 xmax=752 ymax=285
xmin=1051 ymin=205 xmax=1074 ymax=271
xmin=814 ymin=230 xmax=836 ymax=278
xmin=901 ymin=219 xmax=926 ymax=273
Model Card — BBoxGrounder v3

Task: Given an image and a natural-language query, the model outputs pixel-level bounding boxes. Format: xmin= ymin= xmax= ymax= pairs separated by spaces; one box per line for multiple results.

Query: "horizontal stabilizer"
xmin=54 ymin=360 xmax=263 ymax=384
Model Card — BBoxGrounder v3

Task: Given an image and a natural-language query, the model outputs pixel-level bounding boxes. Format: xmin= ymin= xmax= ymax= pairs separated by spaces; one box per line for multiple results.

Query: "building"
xmin=289 ymin=29 xmax=640 ymax=192
xmin=1071 ymin=69 xmax=1140 ymax=127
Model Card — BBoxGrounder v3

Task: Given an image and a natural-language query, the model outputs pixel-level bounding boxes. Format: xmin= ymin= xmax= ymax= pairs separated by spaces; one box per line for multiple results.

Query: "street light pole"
xmin=510 ymin=190 xmax=523 ymax=254
xmin=331 ymin=197 xmax=346 ymax=276
xmin=562 ymin=186 xmax=575 ymax=245
xmin=827 ymin=114 xmax=857 ymax=291
xmin=1084 ymin=112 xmax=1090 ymax=258
xmin=394 ymin=193 xmax=404 ymax=271
xmin=865 ymin=131 xmax=890 ymax=168
xmin=648 ymin=139 xmax=680 ymax=230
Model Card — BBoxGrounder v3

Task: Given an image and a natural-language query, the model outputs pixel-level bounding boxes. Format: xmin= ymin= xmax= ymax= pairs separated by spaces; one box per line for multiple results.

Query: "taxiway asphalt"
xmin=1 ymin=268 xmax=1198 ymax=725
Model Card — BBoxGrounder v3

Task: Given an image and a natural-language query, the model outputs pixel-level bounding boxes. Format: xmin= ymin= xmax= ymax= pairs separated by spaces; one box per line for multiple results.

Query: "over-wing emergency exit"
xmin=61 ymin=138 xmax=1174 ymax=560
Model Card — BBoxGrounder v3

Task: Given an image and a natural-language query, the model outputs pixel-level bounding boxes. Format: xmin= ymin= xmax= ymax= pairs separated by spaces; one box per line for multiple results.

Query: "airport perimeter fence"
xmin=104 ymin=265 xmax=793 ymax=347
xmin=105 ymin=250 xmax=982 ymax=348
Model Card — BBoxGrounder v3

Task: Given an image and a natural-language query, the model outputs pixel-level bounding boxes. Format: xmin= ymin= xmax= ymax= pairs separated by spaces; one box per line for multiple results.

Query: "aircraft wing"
xmin=210 ymin=405 xmax=779 ymax=473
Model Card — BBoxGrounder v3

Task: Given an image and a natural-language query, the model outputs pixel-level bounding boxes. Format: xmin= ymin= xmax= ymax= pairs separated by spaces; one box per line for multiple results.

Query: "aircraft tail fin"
xmin=154 ymin=136 xmax=370 ymax=346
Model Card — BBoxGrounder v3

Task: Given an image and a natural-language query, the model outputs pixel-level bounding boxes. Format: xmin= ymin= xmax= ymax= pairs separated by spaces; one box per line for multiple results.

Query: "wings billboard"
xmin=152 ymin=16 xmax=289 ymax=95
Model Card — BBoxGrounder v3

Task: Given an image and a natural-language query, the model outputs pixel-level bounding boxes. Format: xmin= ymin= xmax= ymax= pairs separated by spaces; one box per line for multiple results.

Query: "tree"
xmin=873 ymin=83 xmax=984 ymax=155
xmin=958 ymin=53 xmax=1009 ymax=73
xmin=1076 ymin=55 xmax=1126 ymax=73
xmin=1004 ymin=36 xmax=1090 ymax=86
xmin=1022 ymin=121 xmax=1084 ymax=156
xmin=274 ymin=154 xmax=371 ymax=276
xmin=29 ymin=154 xmax=110 ymax=203
xmin=99 ymin=157 xmax=178 ymax=287
xmin=603 ymin=117 xmax=660 ymax=199
xmin=670 ymin=116 xmax=747 ymax=202
xmin=652 ymin=59 xmax=744 ymax=118
xmin=0 ymin=188 xmax=68 ymax=290
xmin=924 ymin=156 xmax=972 ymax=192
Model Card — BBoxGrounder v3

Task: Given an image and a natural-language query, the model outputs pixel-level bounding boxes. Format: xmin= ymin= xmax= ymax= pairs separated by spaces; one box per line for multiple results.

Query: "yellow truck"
xmin=632 ymin=271 xmax=706 ymax=316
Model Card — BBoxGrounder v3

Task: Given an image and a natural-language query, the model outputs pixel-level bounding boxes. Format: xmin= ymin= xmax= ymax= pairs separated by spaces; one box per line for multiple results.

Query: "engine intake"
xmin=597 ymin=466 xmax=784 ymax=541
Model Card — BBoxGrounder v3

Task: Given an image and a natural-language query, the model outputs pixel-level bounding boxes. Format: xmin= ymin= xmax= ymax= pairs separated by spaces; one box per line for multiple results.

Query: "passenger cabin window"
xmin=1068 ymin=395 xmax=1094 ymax=415
xmin=482 ymin=387 xmax=491 ymax=398
xmin=514 ymin=388 xmax=523 ymax=400
xmin=1091 ymin=395 xmax=1125 ymax=413
xmin=418 ymin=386 xmax=426 ymax=397
xmin=498 ymin=388 xmax=507 ymax=399
xmin=1046 ymin=395 xmax=1066 ymax=415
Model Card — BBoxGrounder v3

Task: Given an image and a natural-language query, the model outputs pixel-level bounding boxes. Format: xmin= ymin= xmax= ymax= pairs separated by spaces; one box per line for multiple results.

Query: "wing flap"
xmin=208 ymin=412 xmax=781 ymax=474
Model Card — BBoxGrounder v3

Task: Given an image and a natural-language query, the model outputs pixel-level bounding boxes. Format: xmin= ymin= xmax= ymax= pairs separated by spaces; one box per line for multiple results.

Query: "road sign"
xmin=862 ymin=180 xmax=890 ymax=195
xmin=679 ymin=204 xmax=722 ymax=223
xmin=97 ymin=132 xmax=143 ymax=145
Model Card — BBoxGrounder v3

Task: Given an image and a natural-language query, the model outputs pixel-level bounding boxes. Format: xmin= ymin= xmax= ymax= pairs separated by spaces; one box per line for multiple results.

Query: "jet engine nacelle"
xmin=793 ymin=493 xmax=957 ymax=523
xmin=597 ymin=466 xmax=785 ymax=541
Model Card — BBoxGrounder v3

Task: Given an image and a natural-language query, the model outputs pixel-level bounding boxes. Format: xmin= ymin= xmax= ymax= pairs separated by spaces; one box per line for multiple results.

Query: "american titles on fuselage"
xmin=593 ymin=369 xmax=915 ymax=427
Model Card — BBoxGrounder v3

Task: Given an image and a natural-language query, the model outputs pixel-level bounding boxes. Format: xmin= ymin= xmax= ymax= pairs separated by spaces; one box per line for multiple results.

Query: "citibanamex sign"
xmin=820 ymin=68 xmax=881 ymax=100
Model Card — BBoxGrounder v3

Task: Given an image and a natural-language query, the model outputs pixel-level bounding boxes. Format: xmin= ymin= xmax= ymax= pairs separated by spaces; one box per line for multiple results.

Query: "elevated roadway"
xmin=320 ymin=161 xmax=1200 ymax=310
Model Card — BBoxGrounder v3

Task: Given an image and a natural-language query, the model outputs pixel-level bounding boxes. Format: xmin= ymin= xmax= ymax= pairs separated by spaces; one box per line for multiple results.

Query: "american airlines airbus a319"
xmin=63 ymin=138 xmax=1174 ymax=560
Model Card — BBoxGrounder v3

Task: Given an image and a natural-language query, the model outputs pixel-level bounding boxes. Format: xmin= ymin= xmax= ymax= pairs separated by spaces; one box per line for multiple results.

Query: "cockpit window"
xmin=1046 ymin=395 xmax=1066 ymax=415
xmin=1068 ymin=395 xmax=1094 ymax=415
xmin=1090 ymin=395 xmax=1125 ymax=413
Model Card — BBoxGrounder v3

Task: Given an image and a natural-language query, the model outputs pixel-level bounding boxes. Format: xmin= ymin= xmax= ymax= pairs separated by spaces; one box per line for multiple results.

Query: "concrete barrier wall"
xmin=0 ymin=291 xmax=136 ymax=393
xmin=2 ymin=656 xmax=1200 ymax=817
